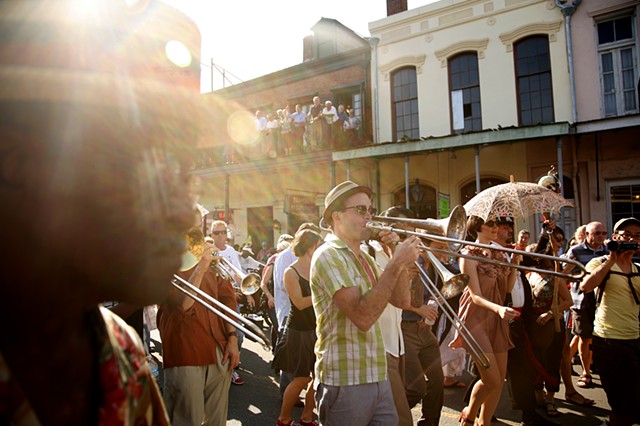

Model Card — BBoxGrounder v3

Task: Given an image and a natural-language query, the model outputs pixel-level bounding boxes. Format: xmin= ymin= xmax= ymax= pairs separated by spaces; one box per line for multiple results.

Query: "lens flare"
xmin=165 ymin=40 xmax=192 ymax=68
xmin=227 ymin=111 xmax=259 ymax=146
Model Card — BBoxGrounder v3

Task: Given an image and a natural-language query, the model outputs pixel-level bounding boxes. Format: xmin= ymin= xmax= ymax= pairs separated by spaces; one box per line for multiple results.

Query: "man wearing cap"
xmin=0 ymin=0 xmax=205 ymax=423
xmin=581 ymin=217 xmax=640 ymax=426
xmin=240 ymin=246 xmax=263 ymax=274
xmin=311 ymin=181 xmax=420 ymax=424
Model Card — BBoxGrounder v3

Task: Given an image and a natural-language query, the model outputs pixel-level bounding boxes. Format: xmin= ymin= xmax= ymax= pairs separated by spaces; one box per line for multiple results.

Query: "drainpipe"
xmin=556 ymin=0 xmax=581 ymax=124
xmin=474 ymin=145 xmax=481 ymax=194
xmin=369 ymin=37 xmax=380 ymax=144
xmin=404 ymin=155 xmax=410 ymax=209
xmin=330 ymin=161 xmax=335 ymax=188
xmin=376 ymin=159 xmax=381 ymax=213
xmin=557 ymin=138 xmax=566 ymax=231
xmin=224 ymin=174 xmax=230 ymax=223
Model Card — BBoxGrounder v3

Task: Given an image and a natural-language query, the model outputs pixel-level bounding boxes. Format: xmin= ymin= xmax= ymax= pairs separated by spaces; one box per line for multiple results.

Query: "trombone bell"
xmin=373 ymin=205 xmax=467 ymax=252
xmin=425 ymin=251 xmax=469 ymax=299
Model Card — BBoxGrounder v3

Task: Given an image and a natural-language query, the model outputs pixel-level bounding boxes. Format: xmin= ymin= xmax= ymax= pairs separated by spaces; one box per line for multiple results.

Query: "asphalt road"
xmin=150 ymin=329 xmax=611 ymax=425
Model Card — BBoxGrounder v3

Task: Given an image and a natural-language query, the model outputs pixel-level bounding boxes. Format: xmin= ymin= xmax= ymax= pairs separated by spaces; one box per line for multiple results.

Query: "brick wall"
xmin=387 ymin=0 xmax=408 ymax=16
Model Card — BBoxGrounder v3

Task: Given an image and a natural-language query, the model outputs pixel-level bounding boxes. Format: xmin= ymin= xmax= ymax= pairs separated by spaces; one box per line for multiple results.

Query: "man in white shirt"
xmin=210 ymin=220 xmax=252 ymax=385
xmin=321 ymin=101 xmax=338 ymax=149
xmin=239 ymin=247 xmax=262 ymax=274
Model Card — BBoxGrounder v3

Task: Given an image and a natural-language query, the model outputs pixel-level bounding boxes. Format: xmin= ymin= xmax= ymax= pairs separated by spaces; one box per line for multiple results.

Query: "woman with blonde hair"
xmin=451 ymin=216 xmax=522 ymax=425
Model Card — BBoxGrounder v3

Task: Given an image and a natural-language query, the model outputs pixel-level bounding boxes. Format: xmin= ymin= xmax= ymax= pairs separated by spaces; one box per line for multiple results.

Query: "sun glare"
xmin=227 ymin=111 xmax=259 ymax=146
xmin=165 ymin=40 xmax=192 ymax=68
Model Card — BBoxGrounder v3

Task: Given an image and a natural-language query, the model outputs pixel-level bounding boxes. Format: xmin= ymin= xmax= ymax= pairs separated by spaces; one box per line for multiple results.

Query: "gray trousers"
xmin=315 ymin=380 xmax=398 ymax=426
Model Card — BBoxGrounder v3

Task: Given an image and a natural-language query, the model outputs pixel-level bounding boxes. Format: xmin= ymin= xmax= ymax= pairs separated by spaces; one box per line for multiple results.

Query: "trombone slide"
xmin=172 ymin=274 xmax=271 ymax=350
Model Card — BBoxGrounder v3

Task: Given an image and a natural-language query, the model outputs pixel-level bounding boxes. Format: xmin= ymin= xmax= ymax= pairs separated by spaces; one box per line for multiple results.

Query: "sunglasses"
xmin=617 ymin=232 xmax=640 ymax=240
xmin=211 ymin=230 xmax=227 ymax=236
xmin=589 ymin=231 xmax=607 ymax=236
xmin=343 ymin=205 xmax=377 ymax=217
xmin=483 ymin=220 xmax=497 ymax=227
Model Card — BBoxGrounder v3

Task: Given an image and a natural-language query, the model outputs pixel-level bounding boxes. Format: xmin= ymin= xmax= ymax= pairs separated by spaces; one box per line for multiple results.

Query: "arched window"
xmin=391 ymin=67 xmax=419 ymax=141
xmin=449 ymin=52 xmax=482 ymax=132
xmin=514 ymin=35 xmax=554 ymax=125
xmin=393 ymin=180 xmax=437 ymax=219
xmin=460 ymin=177 xmax=508 ymax=206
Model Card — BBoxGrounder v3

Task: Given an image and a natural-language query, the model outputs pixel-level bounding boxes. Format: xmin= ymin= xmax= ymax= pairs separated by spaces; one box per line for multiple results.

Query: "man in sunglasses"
xmin=564 ymin=221 xmax=609 ymax=389
xmin=210 ymin=220 xmax=253 ymax=385
xmin=580 ymin=217 xmax=640 ymax=426
xmin=311 ymin=181 xmax=421 ymax=425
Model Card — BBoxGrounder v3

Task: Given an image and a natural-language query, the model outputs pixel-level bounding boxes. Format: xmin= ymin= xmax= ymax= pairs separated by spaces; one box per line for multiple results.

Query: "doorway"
xmin=247 ymin=206 xmax=274 ymax=254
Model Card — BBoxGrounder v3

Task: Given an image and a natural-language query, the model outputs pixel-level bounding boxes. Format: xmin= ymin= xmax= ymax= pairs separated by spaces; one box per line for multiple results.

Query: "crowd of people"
xmin=244 ymin=97 xmax=363 ymax=162
xmin=3 ymin=1 xmax=638 ymax=424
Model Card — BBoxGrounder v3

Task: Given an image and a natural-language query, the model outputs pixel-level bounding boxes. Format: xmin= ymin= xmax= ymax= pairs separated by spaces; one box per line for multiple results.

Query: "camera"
xmin=606 ymin=240 xmax=639 ymax=252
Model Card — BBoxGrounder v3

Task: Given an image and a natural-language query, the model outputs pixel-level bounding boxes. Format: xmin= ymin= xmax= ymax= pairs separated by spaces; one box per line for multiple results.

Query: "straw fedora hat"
xmin=322 ymin=180 xmax=372 ymax=225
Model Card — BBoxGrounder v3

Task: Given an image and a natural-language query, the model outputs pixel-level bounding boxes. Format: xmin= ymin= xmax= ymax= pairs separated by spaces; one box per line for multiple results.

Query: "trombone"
xmin=369 ymin=215 xmax=589 ymax=281
xmin=416 ymin=251 xmax=491 ymax=370
xmin=182 ymin=227 xmax=261 ymax=295
xmin=176 ymin=227 xmax=271 ymax=349
xmin=371 ymin=205 xmax=490 ymax=368
xmin=172 ymin=274 xmax=271 ymax=350
xmin=214 ymin=256 xmax=262 ymax=296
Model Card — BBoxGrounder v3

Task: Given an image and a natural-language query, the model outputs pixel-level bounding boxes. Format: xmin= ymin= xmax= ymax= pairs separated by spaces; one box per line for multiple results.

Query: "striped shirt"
xmin=310 ymin=234 xmax=387 ymax=386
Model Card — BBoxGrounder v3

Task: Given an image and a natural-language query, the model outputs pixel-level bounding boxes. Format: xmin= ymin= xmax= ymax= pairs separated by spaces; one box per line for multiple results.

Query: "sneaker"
xmin=231 ymin=370 xmax=244 ymax=385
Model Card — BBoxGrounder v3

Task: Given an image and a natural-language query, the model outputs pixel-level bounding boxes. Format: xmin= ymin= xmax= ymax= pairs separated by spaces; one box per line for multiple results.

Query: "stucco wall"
xmin=370 ymin=0 xmax=572 ymax=142
xmin=572 ymin=0 xmax=640 ymax=122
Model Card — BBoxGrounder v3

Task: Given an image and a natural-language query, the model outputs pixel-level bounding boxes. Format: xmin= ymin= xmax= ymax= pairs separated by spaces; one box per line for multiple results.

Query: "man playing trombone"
xmin=311 ymin=181 xmax=420 ymax=425
xmin=210 ymin=219 xmax=253 ymax=385
xmin=158 ymin=227 xmax=240 ymax=425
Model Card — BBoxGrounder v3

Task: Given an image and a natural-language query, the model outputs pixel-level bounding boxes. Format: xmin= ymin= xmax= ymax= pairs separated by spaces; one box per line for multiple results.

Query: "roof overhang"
xmin=332 ymin=122 xmax=573 ymax=161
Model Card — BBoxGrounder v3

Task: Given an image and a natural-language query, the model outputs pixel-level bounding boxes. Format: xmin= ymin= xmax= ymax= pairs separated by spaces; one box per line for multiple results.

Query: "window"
xmin=449 ymin=52 xmax=482 ymax=132
xmin=597 ymin=15 xmax=638 ymax=117
xmin=333 ymin=89 xmax=362 ymax=120
xmin=607 ymin=180 xmax=640 ymax=227
xmin=460 ymin=177 xmax=508 ymax=205
xmin=514 ymin=36 xmax=554 ymax=125
xmin=391 ymin=67 xmax=419 ymax=141
xmin=393 ymin=181 xmax=437 ymax=219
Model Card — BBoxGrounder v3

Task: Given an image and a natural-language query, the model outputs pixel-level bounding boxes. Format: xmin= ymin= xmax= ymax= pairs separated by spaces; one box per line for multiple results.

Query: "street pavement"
xmin=150 ymin=330 xmax=611 ymax=425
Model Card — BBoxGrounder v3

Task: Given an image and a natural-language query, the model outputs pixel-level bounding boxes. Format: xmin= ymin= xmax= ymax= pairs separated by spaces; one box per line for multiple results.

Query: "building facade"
xmin=193 ymin=0 xmax=640 ymax=247
xmin=332 ymin=0 xmax=639 ymax=238
xmin=196 ymin=19 xmax=373 ymax=250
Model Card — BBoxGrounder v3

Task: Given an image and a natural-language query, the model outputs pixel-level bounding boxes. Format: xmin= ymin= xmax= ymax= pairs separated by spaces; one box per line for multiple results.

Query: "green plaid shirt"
xmin=310 ymin=234 xmax=387 ymax=386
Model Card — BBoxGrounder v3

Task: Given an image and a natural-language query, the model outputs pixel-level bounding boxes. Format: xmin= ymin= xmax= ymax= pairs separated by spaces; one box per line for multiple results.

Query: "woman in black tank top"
xmin=272 ymin=230 xmax=322 ymax=426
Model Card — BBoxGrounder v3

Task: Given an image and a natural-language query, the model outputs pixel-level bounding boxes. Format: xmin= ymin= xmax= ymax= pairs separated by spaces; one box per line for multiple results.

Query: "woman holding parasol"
xmin=451 ymin=215 xmax=522 ymax=425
